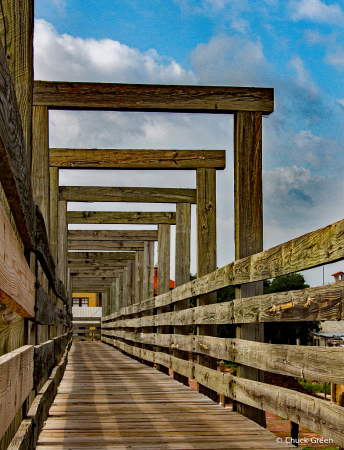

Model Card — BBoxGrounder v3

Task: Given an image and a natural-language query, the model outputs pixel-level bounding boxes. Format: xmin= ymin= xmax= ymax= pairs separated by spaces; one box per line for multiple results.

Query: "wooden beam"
xmin=70 ymin=269 xmax=125 ymax=278
xmin=105 ymin=330 xmax=344 ymax=384
xmin=0 ymin=37 xmax=36 ymax=249
xmin=156 ymin=224 xmax=170 ymax=375
xmin=173 ymin=203 xmax=191 ymax=386
xmin=59 ymin=186 xmax=197 ymax=203
xmin=67 ymin=241 xmax=145 ymax=251
xmin=196 ymin=168 xmax=217 ymax=401
xmin=33 ymin=340 xmax=54 ymax=389
xmin=143 ymin=242 xmax=154 ymax=300
xmin=0 ymin=201 xmax=35 ymax=317
xmin=68 ymin=261 xmax=128 ymax=268
xmin=105 ymin=338 xmax=344 ymax=448
xmin=33 ymin=81 xmax=274 ymax=114
xmin=67 ymin=230 xmax=158 ymax=241
xmin=67 ymin=211 xmax=176 ymax=224
xmin=0 ymin=345 xmax=34 ymax=440
xmin=68 ymin=251 xmax=135 ymax=260
xmin=234 ymin=111 xmax=265 ymax=426
xmin=0 ymin=0 xmax=34 ymax=163
xmin=57 ymin=201 xmax=68 ymax=285
xmin=107 ymin=281 xmax=344 ymax=327
xmin=50 ymin=149 xmax=226 ymax=169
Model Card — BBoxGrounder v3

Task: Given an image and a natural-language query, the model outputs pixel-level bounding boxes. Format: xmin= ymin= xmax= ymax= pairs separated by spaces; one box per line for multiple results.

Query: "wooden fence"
xmin=102 ymin=218 xmax=344 ymax=447
xmin=0 ymin=3 xmax=72 ymax=449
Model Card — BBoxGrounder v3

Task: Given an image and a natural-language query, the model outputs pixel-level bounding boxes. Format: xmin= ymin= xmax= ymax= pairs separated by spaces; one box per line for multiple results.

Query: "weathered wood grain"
xmin=70 ymin=269 xmax=125 ymax=278
xmin=0 ymin=202 xmax=35 ymax=317
xmin=0 ymin=346 xmax=34 ymax=440
xmin=33 ymin=340 xmax=55 ymax=388
xmin=103 ymin=217 xmax=344 ymax=318
xmin=67 ymin=211 xmax=176 ymax=224
xmin=156 ymin=225 xmax=171 ymax=374
xmin=197 ymin=168 xmax=217 ymax=400
xmin=68 ymin=240 xmax=145 ymax=251
xmin=0 ymin=303 xmax=25 ymax=357
xmin=50 ymin=149 xmax=226 ymax=169
xmin=0 ymin=38 xmax=36 ymax=249
xmin=35 ymin=286 xmax=57 ymax=326
xmin=68 ymin=251 xmax=135 ymax=261
xmin=33 ymin=81 xmax=274 ymax=113
xmin=59 ymin=186 xmax=197 ymax=203
xmin=104 ymin=330 xmax=344 ymax=384
xmin=174 ymin=203 xmax=191 ymax=385
xmin=7 ymin=419 xmax=33 ymax=450
xmin=68 ymin=261 xmax=128 ymax=269
xmin=68 ymin=230 xmax=158 ymax=241
xmin=234 ymin=110 xmax=265 ymax=425
xmin=0 ymin=0 xmax=33 ymax=163
xmin=106 ymin=282 xmax=344 ymax=326
xmin=107 ymin=338 xmax=344 ymax=447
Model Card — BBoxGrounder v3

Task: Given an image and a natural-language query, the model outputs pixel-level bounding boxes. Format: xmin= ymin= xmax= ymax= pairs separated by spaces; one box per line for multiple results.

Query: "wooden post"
xmin=196 ymin=168 xmax=217 ymax=401
xmin=135 ymin=251 xmax=143 ymax=304
xmin=219 ymin=361 xmax=226 ymax=406
xmin=339 ymin=392 xmax=344 ymax=450
xmin=156 ymin=224 xmax=170 ymax=374
xmin=57 ymin=200 xmax=68 ymax=286
xmin=122 ymin=268 xmax=128 ymax=309
xmin=0 ymin=0 xmax=34 ymax=164
xmin=234 ymin=111 xmax=266 ymax=427
xmin=143 ymin=241 xmax=154 ymax=300
xmin=32 ymin=106 xmax=50 ymax=345
xmin=118 ymin=272 xmax=124 ymax=311
xmin=106 ymin=286 xmax=111 ymax=316
xmin=142 ymin=241 xmax=155 ymax=365
xmin=173 ymin=203 xmax=191 ymax=386
xmin=291 ymin=339 xmax=300 ymax=445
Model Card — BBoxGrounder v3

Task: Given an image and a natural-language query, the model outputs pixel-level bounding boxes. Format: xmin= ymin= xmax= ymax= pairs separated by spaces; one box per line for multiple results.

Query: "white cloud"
xmin=53 ymin=0 xmax=67 ymax=9
xmin=290 ymin=0 xmax=344 ymax=24
xmin=288 ymin=55 xmax=318 ymax=96
xmin=191 ymin=35 xmax=269 ymax=86
xmin=34 ymin=19 xmax=197 ymax=84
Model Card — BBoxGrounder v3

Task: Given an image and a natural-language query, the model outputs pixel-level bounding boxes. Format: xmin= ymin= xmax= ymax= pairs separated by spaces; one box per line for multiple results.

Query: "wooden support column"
xmin=32 ymin=106 xmax=50 ymax=345
xmin=113 ymin=278 xmax=119 ymax=313
xmin=142 ymin=241 xmax=155 ymax=366
xmin=106 ymin=286 xmax=111 ymax=316
xmin=135 ymin=251 xmax=143 ymax=304
xmin=196 ymin=168 xmax=217 ymax=401
xmin=122 ymin=268 xmax=128 ymax=309
xmin=118 ymin=272 xmax=124 ymax=311
xmin=234 ymin=111 xmax=265 ymax=427
xmin=0 ymin=0 xmax=34 ymax=164
xmin=143 ymin=241 xmax=155 ymax=300
xmin=156 ymin=224 xmax=170 ymax=374
xmin=173 ymin=203 xmax=191 ymax=386
xmin=57 ymin=201 xmax=68 ymax=286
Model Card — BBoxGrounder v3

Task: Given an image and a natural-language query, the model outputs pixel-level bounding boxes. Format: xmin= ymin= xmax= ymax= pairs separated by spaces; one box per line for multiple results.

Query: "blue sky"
xmin=34 ymin=0 xmax=344 ymax=285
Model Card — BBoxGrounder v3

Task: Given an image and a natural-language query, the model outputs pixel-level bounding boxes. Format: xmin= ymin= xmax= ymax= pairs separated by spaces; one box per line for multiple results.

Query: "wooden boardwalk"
xmin=36 ymin=342 xmax=293 ymax=450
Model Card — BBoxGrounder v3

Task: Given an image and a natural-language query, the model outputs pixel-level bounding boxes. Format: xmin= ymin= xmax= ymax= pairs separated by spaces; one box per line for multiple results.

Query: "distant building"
xmin=313 ymin=270 xmax=344 ymax=346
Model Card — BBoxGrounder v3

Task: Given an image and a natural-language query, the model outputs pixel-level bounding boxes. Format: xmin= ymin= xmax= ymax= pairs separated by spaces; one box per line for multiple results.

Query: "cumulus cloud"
xmin=288 ymin=56 xmax=318 ymax=96
xmin=34 ymin=19 xmax=197 ymax=84
xmin=290 ymin=0 xmax=344 ymax=24
xmin=190 ymin=35 xmax=269 ymax=86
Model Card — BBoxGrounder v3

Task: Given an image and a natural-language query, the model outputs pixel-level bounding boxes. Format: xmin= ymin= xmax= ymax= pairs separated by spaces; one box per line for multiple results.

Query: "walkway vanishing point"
xmin=36 ymin=342 xmax=294 ymax=450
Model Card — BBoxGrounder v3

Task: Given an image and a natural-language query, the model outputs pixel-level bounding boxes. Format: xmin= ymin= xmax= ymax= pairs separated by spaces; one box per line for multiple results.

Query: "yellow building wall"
xmin=72 ymin=292 xmax=99 ymax=307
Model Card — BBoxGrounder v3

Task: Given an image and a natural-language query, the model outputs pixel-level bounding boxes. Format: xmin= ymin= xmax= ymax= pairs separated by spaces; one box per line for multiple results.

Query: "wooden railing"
xmin=102 ymin=219 xmax=344 ymax=447
xmin=0 ymin=3 xmax=73 ymax=449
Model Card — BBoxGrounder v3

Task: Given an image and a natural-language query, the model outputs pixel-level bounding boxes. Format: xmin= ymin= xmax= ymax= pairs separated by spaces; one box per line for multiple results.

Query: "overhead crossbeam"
xmin=33 ymin=81 xmax=274 ymax=114
xmin=70 ymin=269 xmax=125 ymax=278
xmin=68 ymin=240 xmax=145 ymax=251
xmin=67 ymin=211 xmax=176 ymax=225
xmin=67 ymin=230 xmax=158 ymax=241
xmin=68 ymin=251 xmax=135 ymax=260
xmin=50 ymin=149 xmax=226 ymax=169
xmin=68 ymin=260 xmax=129 ymax=268
xmin=59 ymin=186 xmax=196 ymax=203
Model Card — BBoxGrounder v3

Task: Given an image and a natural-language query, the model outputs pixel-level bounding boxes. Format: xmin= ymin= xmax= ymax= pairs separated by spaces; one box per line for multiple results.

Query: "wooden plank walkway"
xmin=36 ymin=342 xmax=294 ymax=450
